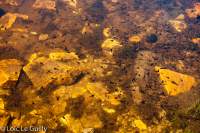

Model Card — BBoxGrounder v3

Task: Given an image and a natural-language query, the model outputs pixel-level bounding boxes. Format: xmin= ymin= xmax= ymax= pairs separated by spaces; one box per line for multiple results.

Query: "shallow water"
xmin=0 ymin=0 xmax=200 ymax=132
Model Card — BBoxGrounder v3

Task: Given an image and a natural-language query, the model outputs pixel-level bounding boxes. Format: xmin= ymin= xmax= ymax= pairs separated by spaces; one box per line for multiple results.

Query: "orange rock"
xmin=186 ymin=3 xmax=200 ymax=18
xmin=192 ymin=38 xmax=200 ymax=44
xmin=129 ymin=35 xmax=141 ymax=43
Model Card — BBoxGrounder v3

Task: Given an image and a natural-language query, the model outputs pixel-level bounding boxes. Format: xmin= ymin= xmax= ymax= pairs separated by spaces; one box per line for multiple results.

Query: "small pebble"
xmin=30 ymin=32 xmax=38 ymax=35
xmin=39 ymin=34 xmax=49 ymax=41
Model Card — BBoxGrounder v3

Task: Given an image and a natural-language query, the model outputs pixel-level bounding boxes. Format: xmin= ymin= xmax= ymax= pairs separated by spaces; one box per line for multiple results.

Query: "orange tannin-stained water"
xmin=0 ymin=0 xmax=200 ymax=132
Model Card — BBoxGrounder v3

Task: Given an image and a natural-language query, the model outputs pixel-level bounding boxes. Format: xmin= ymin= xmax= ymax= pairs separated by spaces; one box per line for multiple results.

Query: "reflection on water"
xmin=0 ymin=0 xmax=200 ymax=132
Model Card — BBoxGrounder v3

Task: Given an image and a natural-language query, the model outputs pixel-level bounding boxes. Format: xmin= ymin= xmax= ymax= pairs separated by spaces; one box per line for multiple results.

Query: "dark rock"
xmin=0 ymin=8 xmax=6 ymax=17
xmin=146 ymin=34 xmax=158 ymax=43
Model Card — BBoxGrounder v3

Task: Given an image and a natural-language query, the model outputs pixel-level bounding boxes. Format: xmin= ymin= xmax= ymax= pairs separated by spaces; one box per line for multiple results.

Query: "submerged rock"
xmin=169 ymin=20 xmax=187 ymax=32
xmin=103 ymin=107 xmax=116 ymax=114
xmin=129 ymin=35 xmax=141 ymax=43
xmin=4 ymin=0 xmax=23 ymax=6
xmin=39 ymin=34 xmax=49 ymax=41
xmin=53 ymin=77 xmax=122 ymax=105
xmin=0 ymin=13 xmax=17 ymax=31
xmin=33 ymin=0 xmax=56 ymax=10
xmin=101 ymin=38 xmax=122 ymax=56
xmin=0 ymin=13 xmax=28 ymax=31
xmin=186 ymin=3 xmax=200 ymax=18
xmin=81 ymin=22 xmax=99 ymax=34
xmin=103 ymin=27 xmax=111 ymax=37
xmin=155 ymin=66 xmax=197 ymax=96
xmin=60 ymin=114 xmax=83 ymax=132
xmin=134 ymin=51 xmax=156 ymax=83
xmin=80 ymin=113 xmax=103 ymax=129
xmin=60 ymin=112 xmax=102 ymax=132
xmin=117 ymin=110 xmax=148 ymax=132
xmin=167 ymin=14 xmax=187 ymax=32
xmin=0 ymin=8 xmax=6 ymax=17
xmin=23 ymin=53 xmax=84 ymax=89
xmin=87 ymin=82 xmax=121 ymax=106
xmin=0 ymin=115 xmax=9 ymax=127
xmin=192 ymin=38 xmax=200 ymax=45
xmin=52 ymin=77 xmax=88 ymax=99
xmin=0 ymin=59 xmax=22 ymax=88
xmin=146 ymin=34 xmax=158 ymax=43
xmin=63 ymin=0 xmax=77 ymax=8
xmin=133 ymin=119 xmax=147 ymax=130
xmin=49 ymin=51 xmax=79 ymax=61
xmin=0 ymin=98 xmax=5 ymax=114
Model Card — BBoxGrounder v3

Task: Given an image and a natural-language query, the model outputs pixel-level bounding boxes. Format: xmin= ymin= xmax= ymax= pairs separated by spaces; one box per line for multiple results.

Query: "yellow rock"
xmin=0 ymin=12 xmax=28 ymax=31
xmin=133 ymin=119 xmax=147 ymax=130
xmin=129 ymin=35 xmax=141 ymax=43
xmin=103 ymin=107 xmax=116 ymax=114
xmin=49 ymin=52 xmax=79 ymax=61
xmin=60 ymin=113 xmax=102 ymax=132
xmin=155 ymin=66 xmax=197 ymax=96
xmin=28 ymin=53 xmax=39 ymax=62
xmin=0 ymin=13 xmax=17 ymax=31
xmin=83 ymin=128 xmax=94 ymax=133
xmin=12 ymin=118 xmax=23 ymax=127
xmin=0 ymin=115 xmax=10 ymax=127
xmin=0 ymin=59 xmax=22 ymax=87
xmin=30 ymin=31 xmax=38 ymax=35
xmin=68 ymin=86 xmax=87 ymax=99
xmin=0 ymin=98 xmax=5 ymax=114
xmin=0 ymin=89 xmax=10 ymax=96
xmin=65 ymin=0 xmax=77 ymax=8
xmin=134 ymin=121 xmax=147 ymax=130
xmin=103 ymin=27 xmax=111 ymax=37
xmin=169 ymin=20 xmax=187 ymax=32
xmin=101 ymin=38 xmax=121 ymax=49
xmin=81 ymin=23 xmax=100 ymax=34
xmin=33 ymin=0 xmax=56 ymax=10
xmin=176 ymin=60 xmax=185 ymax=70
xmin=176 ymin=14 xmax=185 ymax=20
xmin=0 ymin=70 xmax=9 ymax=86
xmin=87 ymin=82 xmax=121 ymax=105
xmin=59 ymin=114 xmax=83 ymax=133
xmin=80 ymin=113 xmax=103 ymax=128
xmin=192 ymin=38 xmax=200 ymax=44
xmin=52 ymin=102 xmax=67 ymax=115
xmin=101 ymin=38 xmax=122 ymax=56
xmin=0 ymin=98 xmax=4 ymax=110
xmin=54 ymin=77 xmax=122 ymax=106
xmin=13 ymin=13 xmax=28 ymax=20
xmin=23 ymin=56 xmax=83 ymax=88
xmin=81 ymin=22 xmax=93 ymax=34
xmin=39 ymin=34 xmax=49 ymax=41
xmin=11 ymin=28 xmax=28 ymax=32
xmin=54 ymin=83 xmax=87 ymax=99
xmin=29 ymin=110 xmax=38 ymax=116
